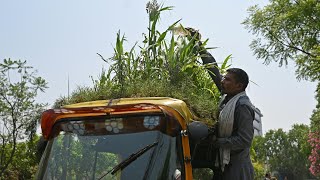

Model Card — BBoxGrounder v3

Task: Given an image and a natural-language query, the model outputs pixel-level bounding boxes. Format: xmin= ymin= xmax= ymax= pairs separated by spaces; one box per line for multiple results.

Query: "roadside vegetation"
xmin=0 ymin=0 xmax=319 ymax=179
xmin=54 ymin=0 xmax=228 ymax=125
xmin=0 ymin=59 xmax=47 ymax=179
xmin=244 ymin=0 xmax=320 ymax=178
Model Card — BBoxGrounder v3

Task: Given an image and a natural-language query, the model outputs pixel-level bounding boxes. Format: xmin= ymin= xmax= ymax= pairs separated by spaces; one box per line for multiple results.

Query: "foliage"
xmin=243 ymin=0 xmax=320 ymax=81
xmin=253 ymin=124 xmax=314 ymax=179
xmin=1 ymin=135 xmax=40 ymax=180
xmin=308 ymin=132 xmax=320 ymax=177
xmin=310 ymin=84 xmax=320 ymax=132
xmin=253 ymin=162 xmax=265 ymax=180
xmin=55 ymin=0 xmax=229 ymax=125
xmin=192 ymin=168 xmax=213 ymax=180
xmin=308 ymin=78 xmax=320 ymax=179
xmin=0 ymin=59 xmax=47 ymax=177
xmin=251 ymin=138 xmax=266 ymax=180
xmin=244 ymin=1 xmax=320 ymax=177
xmin=286 ymin=124 xmax=313 ymax=178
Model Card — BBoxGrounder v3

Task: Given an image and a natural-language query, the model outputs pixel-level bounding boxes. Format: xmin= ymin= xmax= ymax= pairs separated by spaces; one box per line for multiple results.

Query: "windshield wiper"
xmin=97 ymin=141 xmax=158 ymax=180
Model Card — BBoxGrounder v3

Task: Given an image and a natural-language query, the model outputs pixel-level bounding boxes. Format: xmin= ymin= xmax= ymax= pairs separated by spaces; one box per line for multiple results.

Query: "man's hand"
xmin=185 ymin=27 xmax=201 ymax=41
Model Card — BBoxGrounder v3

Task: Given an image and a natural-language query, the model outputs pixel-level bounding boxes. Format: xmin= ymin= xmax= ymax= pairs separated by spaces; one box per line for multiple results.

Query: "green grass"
xmin=54 ymin=0 xmax=229 ymax=125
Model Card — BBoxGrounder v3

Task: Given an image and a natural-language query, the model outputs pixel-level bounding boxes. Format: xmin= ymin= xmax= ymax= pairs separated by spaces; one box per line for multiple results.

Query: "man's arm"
xmin=185 ymin=28 xmax=222 ymax=92
xmin=215 ymin=104 xmax=254 ymax=150
xmin=199 ymin=47 xmax=222 ymax=92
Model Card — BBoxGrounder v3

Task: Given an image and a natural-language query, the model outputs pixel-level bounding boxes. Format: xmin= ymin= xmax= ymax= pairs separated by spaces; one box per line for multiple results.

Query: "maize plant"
xmin=56 ymin=0 xmax=231 ymax=124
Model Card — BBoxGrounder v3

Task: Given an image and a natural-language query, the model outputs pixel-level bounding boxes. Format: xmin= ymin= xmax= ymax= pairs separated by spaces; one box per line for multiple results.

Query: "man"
xmin=187 ymin=28 xmax=255 ymax=180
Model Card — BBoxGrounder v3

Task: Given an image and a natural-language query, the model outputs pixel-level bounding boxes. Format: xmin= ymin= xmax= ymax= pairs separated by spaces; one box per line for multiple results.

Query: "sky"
xmin=0 ymin=0 xmax=317 ymax=133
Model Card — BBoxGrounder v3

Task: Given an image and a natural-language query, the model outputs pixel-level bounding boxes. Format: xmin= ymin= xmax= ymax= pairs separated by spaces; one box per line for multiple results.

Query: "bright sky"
xmin=0 ymin=0 xmax=317 ymax=133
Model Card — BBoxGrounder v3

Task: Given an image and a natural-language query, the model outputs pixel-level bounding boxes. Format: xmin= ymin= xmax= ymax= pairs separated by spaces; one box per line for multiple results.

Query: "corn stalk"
xmin=62 ymin=0 xmax=231 ymax=123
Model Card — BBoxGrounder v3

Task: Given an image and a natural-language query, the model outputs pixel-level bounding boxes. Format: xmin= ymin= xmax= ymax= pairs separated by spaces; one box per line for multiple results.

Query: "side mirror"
xmin=187 ymin=121 xmax=209 ymax=142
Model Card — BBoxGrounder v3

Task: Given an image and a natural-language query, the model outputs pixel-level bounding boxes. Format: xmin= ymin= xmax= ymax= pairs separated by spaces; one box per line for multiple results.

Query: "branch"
xmin=287 ymin=43 xmax=316 ymax=57
xmin=17 ymin=123 xmax=25 ymax=130
xmin=0 ymin=93 xmax=15 ymax=113
xmin=0 ymin=134 xmax=6 ymax=167
xmin=271 ymin=32 xmax=316 ymax=57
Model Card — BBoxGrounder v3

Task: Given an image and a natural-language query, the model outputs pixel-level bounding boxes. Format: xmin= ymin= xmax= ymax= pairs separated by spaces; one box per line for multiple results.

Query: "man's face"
xmin=221 ymin=72 xmax=243 ymax=96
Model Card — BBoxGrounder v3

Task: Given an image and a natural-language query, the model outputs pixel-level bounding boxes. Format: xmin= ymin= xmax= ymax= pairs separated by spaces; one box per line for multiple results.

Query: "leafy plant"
xmin=253 ymin=124 xmax=314 ymax=179
xmin=2 ymin=136 xmax=40 ymax=180
xmin=243 ymin=0 xmax=320 ymax=81
xmin=56 ymin=0 xmax=230 ymax=125
xmin=244 ymin=1 xmax=320 ymax=177
xmin=0 ymin=59 xmax=47 ymax=178
xmin=308 ymin=132 xmax=320 ymax=177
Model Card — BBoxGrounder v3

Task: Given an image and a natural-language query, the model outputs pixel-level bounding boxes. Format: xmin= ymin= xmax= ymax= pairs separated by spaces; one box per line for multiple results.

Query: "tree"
xmin=243 ymin=0 xmax=320 ymax=81
xmin=243 ymin=1 xmax=320 ymax=177
xmin=308 ymin=83 xmax=320 ymax=177
xmin=250 ymin=137 xmax=266 ymax=180
xmin=0 ymin=59 xmax=47 ymax=178
xmin=2 ymin=136 xmax=40 ymax=179
xmin=310 ymin=84 xmax=320 ymax=132
xmin=308 ymin=131 xmax=320 ymax=177
xmin=253 ymin=125 xmax=313 ymax=179
xmin=287 ymin=124 xmax=312 ymax=178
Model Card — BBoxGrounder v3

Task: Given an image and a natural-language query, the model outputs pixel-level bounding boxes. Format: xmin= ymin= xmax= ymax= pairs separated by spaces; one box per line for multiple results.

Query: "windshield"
xmin=36 ymin=114 xmax=184 ymax=180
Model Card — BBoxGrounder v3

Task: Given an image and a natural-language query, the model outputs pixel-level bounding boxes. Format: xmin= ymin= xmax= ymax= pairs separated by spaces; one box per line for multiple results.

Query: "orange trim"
xmin=110 ymin=109 xmax=162 ymax=115
xmin=41 ymin=111 xmax=106 ymax=139
xmin=159 ymin=106 xmax=193 ymax=180
xmin=41 ymin=104 xmax=163 ymax=140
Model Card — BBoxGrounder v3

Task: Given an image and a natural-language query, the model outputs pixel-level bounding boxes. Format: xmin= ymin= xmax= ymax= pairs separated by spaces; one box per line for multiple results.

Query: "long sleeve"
xmin=199 ymin=48 xmax=222 ymax=92
xmin=217 ymin=104 xmax=254 ymax=150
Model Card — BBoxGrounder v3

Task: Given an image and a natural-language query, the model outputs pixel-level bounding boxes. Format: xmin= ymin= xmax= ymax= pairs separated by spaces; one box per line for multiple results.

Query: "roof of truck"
xmin=63 ymin=97 xmax=194 ymax=122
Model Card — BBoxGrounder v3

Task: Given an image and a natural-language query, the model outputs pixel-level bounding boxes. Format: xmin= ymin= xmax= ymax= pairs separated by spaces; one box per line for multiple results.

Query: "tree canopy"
xmin=0 ymin=59 xmax=47 ymax=177
xmin=243 ymin=0 xmax=320 ymax=81
xmin=253 ymin=124 xmax=313 ymax=179
xmin=244 ymin=1 xmax=320 ymax=177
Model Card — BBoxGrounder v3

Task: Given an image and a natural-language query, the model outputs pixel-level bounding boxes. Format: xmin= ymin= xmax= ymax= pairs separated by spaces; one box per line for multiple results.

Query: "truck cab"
xmin=36 ymin=97 xmax=214 ymax=180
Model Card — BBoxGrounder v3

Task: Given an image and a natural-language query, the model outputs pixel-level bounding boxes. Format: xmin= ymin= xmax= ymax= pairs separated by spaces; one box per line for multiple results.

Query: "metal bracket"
xmin=184 ymin=156 xmax=191 ymax=162
xmin=180 ymin=130 xmax=188 ymax=136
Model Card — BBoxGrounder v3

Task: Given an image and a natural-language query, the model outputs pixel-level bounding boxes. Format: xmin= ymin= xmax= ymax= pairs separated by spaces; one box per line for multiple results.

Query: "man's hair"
xmin=226 ymin=68 xmax=249 ymax=90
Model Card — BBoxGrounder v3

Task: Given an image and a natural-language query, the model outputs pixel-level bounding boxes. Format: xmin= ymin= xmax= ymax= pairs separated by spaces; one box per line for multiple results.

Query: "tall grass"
xmin=54 ymin=0 xmax=230 ymax=124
